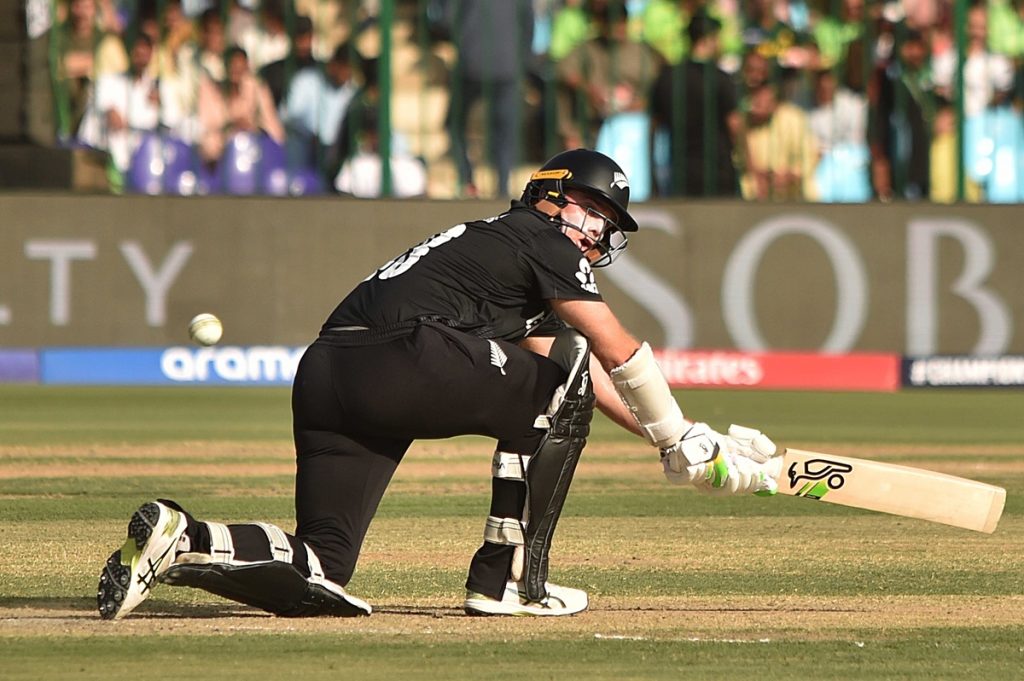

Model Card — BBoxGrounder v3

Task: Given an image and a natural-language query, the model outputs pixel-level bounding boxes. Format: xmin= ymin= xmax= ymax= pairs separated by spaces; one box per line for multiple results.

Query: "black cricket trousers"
xmin=291 ymin=323 xmax=566 ymax=591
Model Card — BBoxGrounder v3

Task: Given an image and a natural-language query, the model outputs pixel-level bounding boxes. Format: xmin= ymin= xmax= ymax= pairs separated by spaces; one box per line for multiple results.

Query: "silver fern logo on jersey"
xmin=488 ymin=340 xmax=508 ymax=375
xmin=575 ymin=258 xmax=599 ymax=294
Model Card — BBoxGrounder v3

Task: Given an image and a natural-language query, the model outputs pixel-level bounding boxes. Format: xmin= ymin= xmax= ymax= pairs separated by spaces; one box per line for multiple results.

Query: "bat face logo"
xmin=787 ymin=458 xmax=853 ymax=499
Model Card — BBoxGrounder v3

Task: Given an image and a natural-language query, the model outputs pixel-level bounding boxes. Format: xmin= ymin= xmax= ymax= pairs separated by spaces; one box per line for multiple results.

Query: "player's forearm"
xmin=549 ymin=299 xmax=640 ymax=371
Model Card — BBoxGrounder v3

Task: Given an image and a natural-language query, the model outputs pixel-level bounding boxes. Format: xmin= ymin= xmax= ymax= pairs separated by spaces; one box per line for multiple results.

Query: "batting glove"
xmin=660 ymin=422 xmax=778 ymax=497
xmin=722 ymin=424 xmax=778 ymax=463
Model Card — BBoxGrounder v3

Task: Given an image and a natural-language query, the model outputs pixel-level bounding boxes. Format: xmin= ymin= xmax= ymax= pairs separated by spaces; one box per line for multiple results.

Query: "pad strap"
xmin=255 ymin=522 xmax=294 ymax=563
xmin=483 ymin=516 xmax=526 ymax=546
xmin=205 ymin=521 xmax=236 ymax=564
xmin=492 ymin=451 xmax=529 ymax=480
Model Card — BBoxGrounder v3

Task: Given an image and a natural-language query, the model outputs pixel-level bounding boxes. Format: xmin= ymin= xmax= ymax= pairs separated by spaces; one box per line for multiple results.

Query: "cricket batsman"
xmin=97 ymin=148 xmax=780 ymax=619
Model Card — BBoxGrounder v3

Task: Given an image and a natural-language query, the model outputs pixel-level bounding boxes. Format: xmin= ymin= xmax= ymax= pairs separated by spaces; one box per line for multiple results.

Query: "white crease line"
xmin=596 ymin=635 xmax=868 ymax=647
xmin=594 ymin=633 xmax=648 ymax=641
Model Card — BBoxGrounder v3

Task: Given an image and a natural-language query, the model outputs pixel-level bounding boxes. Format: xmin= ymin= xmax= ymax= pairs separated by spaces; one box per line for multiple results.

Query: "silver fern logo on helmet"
xmin=611 ymin=172 xmax=628 ymax=191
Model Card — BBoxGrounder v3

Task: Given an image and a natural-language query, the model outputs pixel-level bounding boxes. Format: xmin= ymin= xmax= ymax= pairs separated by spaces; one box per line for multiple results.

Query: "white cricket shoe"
xmin=97 ymin=500 xmax=188 ymax=620
xmin=464 ymin=580 xmax=588 ymax=617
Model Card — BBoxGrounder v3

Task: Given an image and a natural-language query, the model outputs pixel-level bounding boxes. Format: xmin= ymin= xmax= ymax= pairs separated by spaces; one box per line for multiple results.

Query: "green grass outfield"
xmin=1 ymin=385 xmax=1022 ymax=680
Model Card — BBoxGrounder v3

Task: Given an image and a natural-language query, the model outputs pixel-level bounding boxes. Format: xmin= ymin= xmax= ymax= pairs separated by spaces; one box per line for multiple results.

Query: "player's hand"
xmin=691 ymin=451 xmax=779 ymax=496
xmin=660 ymin=422 xmax=778 ymax=496
xmin=722 ymin=424 xmax=777 ymax=463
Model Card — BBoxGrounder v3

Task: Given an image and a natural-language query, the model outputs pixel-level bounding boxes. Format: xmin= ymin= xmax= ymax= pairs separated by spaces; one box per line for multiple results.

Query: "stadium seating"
xmin=218 ymin=132 xmax=325 ymax=196
xmin=127 ymin=133 xmax=201 ymax=196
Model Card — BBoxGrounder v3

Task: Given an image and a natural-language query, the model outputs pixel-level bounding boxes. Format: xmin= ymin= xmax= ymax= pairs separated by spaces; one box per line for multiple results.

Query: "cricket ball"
xmin=188 ymin=313 xmax=223 ymax=346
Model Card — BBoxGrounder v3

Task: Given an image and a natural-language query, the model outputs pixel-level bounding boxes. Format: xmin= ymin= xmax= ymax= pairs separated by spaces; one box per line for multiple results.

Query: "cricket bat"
xmin=767 ymin=448 xmax=1006 ymax=533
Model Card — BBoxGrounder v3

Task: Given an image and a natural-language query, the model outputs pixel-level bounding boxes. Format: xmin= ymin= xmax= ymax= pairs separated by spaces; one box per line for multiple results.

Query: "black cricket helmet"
xmin=522 ymin=148 xmax=638 ymax=266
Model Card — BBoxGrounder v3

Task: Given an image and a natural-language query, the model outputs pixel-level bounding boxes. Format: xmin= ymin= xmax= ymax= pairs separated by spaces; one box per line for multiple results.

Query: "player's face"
xmin=558 ymin=190 xmax=616 ymax=262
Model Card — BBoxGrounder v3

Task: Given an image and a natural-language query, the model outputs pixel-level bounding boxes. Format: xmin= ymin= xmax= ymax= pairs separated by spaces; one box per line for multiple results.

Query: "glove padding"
xmin=661 ymin=422 xmax=779 ymax=496
xmin=722 ymin=424 xmax=777 ymax=463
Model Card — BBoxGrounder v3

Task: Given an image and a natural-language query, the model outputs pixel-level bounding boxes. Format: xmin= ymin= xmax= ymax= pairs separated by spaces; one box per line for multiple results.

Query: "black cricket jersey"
xmin=324 ymin=201 xmax=603 ymax=343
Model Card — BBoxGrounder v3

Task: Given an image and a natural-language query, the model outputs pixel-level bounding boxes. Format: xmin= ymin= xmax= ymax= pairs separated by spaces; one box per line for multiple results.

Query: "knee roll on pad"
xmin=522 ymin=329 xmax=595 ymax=602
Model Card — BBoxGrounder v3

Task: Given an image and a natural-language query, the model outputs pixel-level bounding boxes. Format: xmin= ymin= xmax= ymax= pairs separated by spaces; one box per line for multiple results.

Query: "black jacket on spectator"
xmin=260 ymin=55 xmax=321 ymax=108
xmin=871 ymin=62 xmax=932 ymax=200
xmin=651 ymin=58 xmax=740 ymax=197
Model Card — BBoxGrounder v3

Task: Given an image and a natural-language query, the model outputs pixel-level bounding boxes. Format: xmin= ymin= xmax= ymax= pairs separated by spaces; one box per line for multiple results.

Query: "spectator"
xmin=962 ymin=84 xmax=1023 ymax=203
xmin=808 ymin=67 xmax=871 ymax=201
xmin=443 ymin=0 xmax=534 ymax=197
xmin=738 ymin=47 xmax=772 ymax=109
xmin=279 ymin=42 xmax=359 ymax=171
xmin=809 ymin=67 xmax=868 ymax=153
xmin=328 ymin=57 xmax=379 ymax=177
xmin=639 ymin=0 xmax=743 ymax=70
xmin=869 ymin=28 xmax=933 ymax=201
xmin=260 ymin=15 xmax=321 ymax=108
xmin=54 ymin=0 xmax=128 ymax=139
xmin=548 ymin=0 xmax=591 ymax=62
xmin=932 ymin=3 xmax=1014 ymax=119
xmin=296 ymin=0 xmax=358 ymax=62
xmin=197 ymin=45 xmax=285 ymax=166
xmin=195 ymin=8 xmax=228 ymax=82
xmin=931 ymin=101 xmax=983 ymax=203
xmin=334 ymin=106 xmax=428 ymax=198
xmin=226 ymin=0 xmax=258 ymax=49
xmin=555 ymin=0 xmax=660 ymax=150
xmin=94 ymin=0 xmax=126 ymax=34
xmin=141 ymin=0 xmax=202 ymax=146
xmin=741 ymin=81 xmax=819 ymax=200
xmin=810 ymin=0 xmax=878 ymax=95
xmin=639 ymin=0 xmax=694 ymax=65
xmin=987 ymin=0 xmax=1024 ymax=58
xmin=902 ymin=0 xmax=942 ymax=35
xmin=742 ymin=0 xmax=818 ymax=70
xmin=742 ymin=0 xmax=819 ymax=106
xmin=650 ymin=11 xmax=742 ymax=196
xmin=235 ymin=0 xmax=291 ymax=72
xmin=77 ymin=33 xmax=161 ymax=175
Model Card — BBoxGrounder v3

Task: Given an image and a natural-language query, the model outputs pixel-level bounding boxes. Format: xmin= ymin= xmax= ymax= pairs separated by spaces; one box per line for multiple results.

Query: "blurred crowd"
xmin=45 ymin=0 xmax=1024 ymax=201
